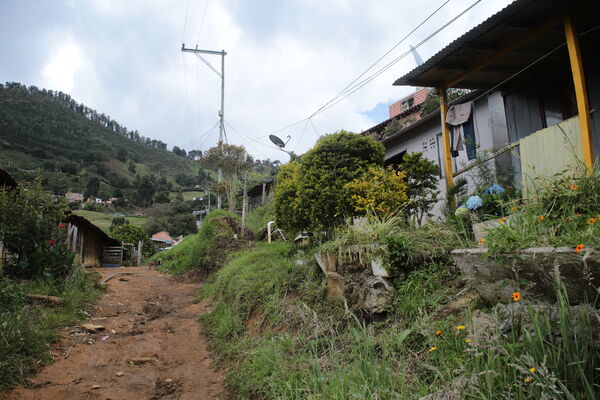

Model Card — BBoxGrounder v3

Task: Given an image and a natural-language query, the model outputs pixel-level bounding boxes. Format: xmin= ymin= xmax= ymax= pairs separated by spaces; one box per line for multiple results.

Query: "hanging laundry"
xmin=446 ymin=101 xmax=477 ymax=160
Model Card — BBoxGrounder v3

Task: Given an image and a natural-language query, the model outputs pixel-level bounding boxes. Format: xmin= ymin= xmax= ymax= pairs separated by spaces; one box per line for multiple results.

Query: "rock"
xmin=370 ymin=257 xmax=390 ymax=278
xmin=128 ymin=357 xmax=156 ymax=365
xmin=325 ymin=272 xmax=344 ymax=302
xmin=315 ymin=251 xmax=337 ymax=274
xmin=451 ymin=247 xmax=600 ymax=304
xmin=115 ymin=371 xmax=124 ymax=377
xmin=92 ymin=385 xmax=101 ymax=389
xmin=82 ymin=324 xmax=105 ymax=333
xmin=355 ymin=276 xmax=394 ymax=314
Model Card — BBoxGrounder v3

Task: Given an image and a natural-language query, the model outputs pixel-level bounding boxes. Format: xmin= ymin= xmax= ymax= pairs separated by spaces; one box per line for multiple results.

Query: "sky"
xmin=0 ymin=0 xmax=513 ymax=162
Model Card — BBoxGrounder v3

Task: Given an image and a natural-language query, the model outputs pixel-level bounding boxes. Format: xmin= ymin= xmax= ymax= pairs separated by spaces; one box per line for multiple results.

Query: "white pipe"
xmin=267 ymin=221 xmax=275 ymax=243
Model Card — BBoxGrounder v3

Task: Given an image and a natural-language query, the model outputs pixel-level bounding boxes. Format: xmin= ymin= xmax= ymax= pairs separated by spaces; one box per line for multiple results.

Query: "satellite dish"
xmin=269 ymin=134 xmax=286 ymax=148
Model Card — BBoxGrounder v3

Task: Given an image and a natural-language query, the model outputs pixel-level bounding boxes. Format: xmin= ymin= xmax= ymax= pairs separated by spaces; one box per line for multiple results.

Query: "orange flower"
xmin=596 ymin=214 xmax=600 ymax=219
xmin=498 ymin=217 xmax=507 ymax=224
xmin=435 ymin=330 xmax=442 ymax=336
xmin=479 ymin=238 xmax=485 ymax=245
xmin=575 ymin=244 xmax=585 ymax=253
xmin=512 ymin=292 xmax=521 ymax=302
xmin=588 ymin=218 xmax=596 ymax=225
xmin=569 ymin=184 xmax=577 ymax=190
xmin=537 ymin=215 xmax=545 ymax=222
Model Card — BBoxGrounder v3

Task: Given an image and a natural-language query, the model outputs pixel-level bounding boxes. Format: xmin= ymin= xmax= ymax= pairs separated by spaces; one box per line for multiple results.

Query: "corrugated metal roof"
xmin=392 ymin=0 xmax=591 ymax=89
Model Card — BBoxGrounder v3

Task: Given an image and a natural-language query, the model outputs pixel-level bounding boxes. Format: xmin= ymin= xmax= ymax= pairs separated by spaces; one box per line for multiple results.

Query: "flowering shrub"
xmin=345 ymin=166 xmax=408 ymax=215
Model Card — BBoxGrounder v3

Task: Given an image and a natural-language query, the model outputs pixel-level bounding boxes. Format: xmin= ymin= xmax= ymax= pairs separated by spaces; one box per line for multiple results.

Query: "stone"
xmin=315 ymin=251 xmax=337 ymax=274
xmin=115 ymin=371 xmax=124 ymax=377
xmin=452 ymin=247 xmax=600 ymax=304
xmin=370 ymin=257 xmax=390 ymax=278
xmin=325 ymin=272 xmax=344 ymax=302
xmin=355 ymin=276 xmax=394 ymax=314
xmin=82 ymin=324 xmax=105 ymax=333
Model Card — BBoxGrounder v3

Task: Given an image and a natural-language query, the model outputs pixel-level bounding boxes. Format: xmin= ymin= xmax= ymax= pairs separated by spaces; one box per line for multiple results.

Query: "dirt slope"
xmin=1 ymin=267 xmax=226 ymax=400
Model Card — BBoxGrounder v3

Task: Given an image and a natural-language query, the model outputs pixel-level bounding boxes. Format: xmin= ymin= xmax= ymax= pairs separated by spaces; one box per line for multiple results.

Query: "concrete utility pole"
xmin=181 ymin=43 xmax=227 ymax=208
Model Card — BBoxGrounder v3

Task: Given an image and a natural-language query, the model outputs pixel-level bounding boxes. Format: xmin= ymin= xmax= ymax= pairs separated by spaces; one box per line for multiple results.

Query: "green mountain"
xmin=0 ymin=82 xmax=205 ymax=198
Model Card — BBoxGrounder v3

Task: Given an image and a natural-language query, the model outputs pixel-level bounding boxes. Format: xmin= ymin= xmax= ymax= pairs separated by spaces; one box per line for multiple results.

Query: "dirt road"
xmin=2 ymin=267 xmax=226 ymax=400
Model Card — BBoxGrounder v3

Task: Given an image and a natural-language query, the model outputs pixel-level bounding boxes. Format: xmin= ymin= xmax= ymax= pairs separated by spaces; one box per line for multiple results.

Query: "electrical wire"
xmin=309 ymin=0 xmax=452 ymax=118
xmin=195 ymin=0 xmax=210 ymax=45
xmin=182 ymin=0 xmax=191 ymax=43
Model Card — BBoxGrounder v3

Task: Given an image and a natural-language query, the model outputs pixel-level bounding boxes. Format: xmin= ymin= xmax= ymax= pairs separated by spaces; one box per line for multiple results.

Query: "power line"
xmin=311 ymin=0 xmax=482 ymax=118
xmin=309 ymin=0 xmax=452 ymax=119
xmin=195 ymin=0 xmax=210 ymax=45
xmin=182 ymin=0 xmax=191 ymax=43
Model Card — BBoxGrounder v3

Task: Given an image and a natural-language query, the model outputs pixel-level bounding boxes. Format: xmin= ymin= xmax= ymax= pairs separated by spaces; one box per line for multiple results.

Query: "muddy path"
xmin=1 ymin=267 xmax=226 ymax=400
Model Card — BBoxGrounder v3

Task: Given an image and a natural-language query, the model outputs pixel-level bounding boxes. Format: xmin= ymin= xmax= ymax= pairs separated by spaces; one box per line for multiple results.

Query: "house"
xmin=65 ymin=214 xmax=123 ymax=267
xmin=65 ymin=192 xmax=84 ymax=203
xmin=367 ymin=0 xmax=600 ymax=218
xmin=151 ymin=231 xmax=174 ymax=246
xmin=247 ymin=178 xmax=274 ymax=211
xmin=0 ymin=168 xmax=18 ymax=189
xmin=0 ymin=169 xmax=18 ymax=268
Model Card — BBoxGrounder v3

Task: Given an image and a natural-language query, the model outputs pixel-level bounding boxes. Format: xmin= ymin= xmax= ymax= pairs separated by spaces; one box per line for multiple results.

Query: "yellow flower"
xmin=465 ymin=339 xmax=471 ymax=343
xmin=456 ymin=325 xmax=465 ymax=331
xmin=428 ymin=346 xmax=437 ymax=352
xmin=512 ymin=291 xmax=521 ymax=302
xmin=529 ymin=368 xmax=536 ymax=373
xmin=524 ymin=377 xmax=533 ymax=383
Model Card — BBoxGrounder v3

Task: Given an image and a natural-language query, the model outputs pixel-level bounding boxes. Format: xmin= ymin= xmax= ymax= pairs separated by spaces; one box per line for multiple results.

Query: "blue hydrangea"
xmin=484 ymin=184 xmax=505 ymax=195
xmin=466 ymin=195 xmax=484 ymax=210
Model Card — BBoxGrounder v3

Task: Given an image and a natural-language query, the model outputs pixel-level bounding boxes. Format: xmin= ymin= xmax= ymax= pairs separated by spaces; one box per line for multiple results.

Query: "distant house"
xmin=247 ymin=178 xmax=274 ymax=211
xmin=65 ymin=214 xmax=123 ymax=267
xmin=151 ymin=231 xmax=174 ymax=246
xmin=65 ymin=192 xmax=84 ymax=202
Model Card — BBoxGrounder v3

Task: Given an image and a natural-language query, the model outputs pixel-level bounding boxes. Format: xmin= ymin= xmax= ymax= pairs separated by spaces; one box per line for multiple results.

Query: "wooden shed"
xmin=65 ymin=215 xmax=122 ymax=267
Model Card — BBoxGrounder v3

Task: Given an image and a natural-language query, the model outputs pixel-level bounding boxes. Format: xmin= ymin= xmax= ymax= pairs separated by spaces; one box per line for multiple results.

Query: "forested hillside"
xmin=0 ymin=82 xmax=204 ymax=198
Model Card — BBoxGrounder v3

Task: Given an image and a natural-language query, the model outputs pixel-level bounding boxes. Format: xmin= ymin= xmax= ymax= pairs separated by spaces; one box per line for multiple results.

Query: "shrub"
xmin=345 ymin=166 xmax=409 ymax=215
xmin=398 ymin=152 xmax=440 ymax=224
xmin=274 ymin=131 xmax=384 ymax=233
xmin=109 ymin=224 xmax=153 ymax=256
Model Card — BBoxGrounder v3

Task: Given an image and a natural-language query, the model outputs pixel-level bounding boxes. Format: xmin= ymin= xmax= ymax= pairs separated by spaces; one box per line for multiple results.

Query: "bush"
xmin=345 ymin=166 xmax=409 ymax=215
xmin=274 ymin=131 xmax=384 ymax=233
xmin=398 ymin=152 xmax=440 ymax=224
xmin=109 ymin=224 xmax=153 ymax=256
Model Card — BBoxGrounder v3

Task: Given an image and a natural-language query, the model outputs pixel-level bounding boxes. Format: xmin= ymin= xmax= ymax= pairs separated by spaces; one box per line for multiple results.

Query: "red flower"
xmin=58 ymin=223 xmax=66 ymax=229
xmin=48 ymin=239 xmax=56 ymax=245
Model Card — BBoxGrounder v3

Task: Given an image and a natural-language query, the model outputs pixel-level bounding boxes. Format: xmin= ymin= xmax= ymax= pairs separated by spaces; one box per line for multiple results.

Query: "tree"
xmin=116 ymin=148 xmax=128 ymax=162
xmin=274 ymin=131 xmax=385 ymax=232
xmin=109 ymin=216 xmax=129 ymax=231
xmin=398 ymin=152 xmax=440 ymax=225
xmin=420 ymin=88 xmax=471 ymax=117
xmin=135 ymin=176 xmax=156 ymax=207
xmin=154 ymin=191 xmax=170 ymax=204
xmin=85 ymin=177 xmax=100 ymax=198
xmin=128 ymin=160 xmax=136 ymax=174
xmin=110 ymin=224 xmax=153 ymax=256
xmin=200 ymin=143 xmax=254 ymax=212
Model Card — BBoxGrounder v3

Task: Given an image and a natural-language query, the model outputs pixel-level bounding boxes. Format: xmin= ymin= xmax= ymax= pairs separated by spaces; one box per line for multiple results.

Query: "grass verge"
xmin=0 ymin=267 xmax=102 ymax=389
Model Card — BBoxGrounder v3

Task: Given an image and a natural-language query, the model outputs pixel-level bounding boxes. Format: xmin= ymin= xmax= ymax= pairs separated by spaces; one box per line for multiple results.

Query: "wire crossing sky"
xmin=0 ymin=0 xmax=512 ymax=161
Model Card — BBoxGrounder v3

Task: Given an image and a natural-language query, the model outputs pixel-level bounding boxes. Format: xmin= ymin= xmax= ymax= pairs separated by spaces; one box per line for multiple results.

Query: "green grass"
xmin=245 ymin=201 xmax=275 ymax=238
xmin=0 ymin=268 xmax=102 ymax=389
xmin=200 ymin=239 xmax=599 ymax=399
xmin=151 ymin=209 xmax=241 ymax=274
xmin=73 ymin=210 xmax=149 ymax=233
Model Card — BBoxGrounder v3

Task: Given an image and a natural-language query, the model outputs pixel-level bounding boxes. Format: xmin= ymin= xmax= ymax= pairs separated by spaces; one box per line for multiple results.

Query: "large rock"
xmin=452 ymin=247 xmax=600 ymax=304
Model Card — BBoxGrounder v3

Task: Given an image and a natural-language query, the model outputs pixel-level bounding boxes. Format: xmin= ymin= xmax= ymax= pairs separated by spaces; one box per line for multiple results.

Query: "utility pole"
xmin=241 ymin=171 xmax=248 ymax=234
xmin=181 ymin=43 xmax=227 ymax=208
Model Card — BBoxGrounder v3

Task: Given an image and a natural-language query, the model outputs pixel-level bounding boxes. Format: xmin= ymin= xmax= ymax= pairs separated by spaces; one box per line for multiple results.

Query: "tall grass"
xmin=0 ymin=267 xmax=101 ymax=388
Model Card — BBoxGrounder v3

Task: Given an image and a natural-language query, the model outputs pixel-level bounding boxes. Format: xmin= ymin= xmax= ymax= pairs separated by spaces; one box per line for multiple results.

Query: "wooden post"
xmin=137 ymin=240 xmax=143 ymax=265
xmin=241 ymin=171 xmax=248 ymax=234
xmin=438 ymin=88 xmax=456 ymax=209
xmin=564 ymin=16 xmax=594 ymax=170
xmin=261 ymin=182 xmax=266 ymax=205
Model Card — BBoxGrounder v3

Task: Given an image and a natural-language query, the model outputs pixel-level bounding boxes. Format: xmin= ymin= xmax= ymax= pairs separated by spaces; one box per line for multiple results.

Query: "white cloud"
xmin=41 ymin=38 xmax=83 ymax=94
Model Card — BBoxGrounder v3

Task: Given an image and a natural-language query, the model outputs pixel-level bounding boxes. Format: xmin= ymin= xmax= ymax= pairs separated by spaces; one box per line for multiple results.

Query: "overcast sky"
xmin=0 ymin=0 xmax=512 ymax=162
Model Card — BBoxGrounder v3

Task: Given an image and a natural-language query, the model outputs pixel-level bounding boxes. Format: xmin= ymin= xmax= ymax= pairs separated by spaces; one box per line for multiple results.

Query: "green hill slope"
xmin=0 ymin=82 xmax=204 ymax=197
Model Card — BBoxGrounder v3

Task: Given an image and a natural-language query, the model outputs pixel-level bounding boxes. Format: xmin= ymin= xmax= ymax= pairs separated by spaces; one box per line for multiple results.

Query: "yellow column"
xmin=564 ymin=16 xmax=594 ymax=170
xmin=439 ymin=88 xmax=455 ymax=209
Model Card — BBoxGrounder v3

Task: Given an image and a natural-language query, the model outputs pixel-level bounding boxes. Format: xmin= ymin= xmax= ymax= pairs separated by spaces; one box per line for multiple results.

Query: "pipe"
xmin=267 ymin=221 xmax=275 ymax=243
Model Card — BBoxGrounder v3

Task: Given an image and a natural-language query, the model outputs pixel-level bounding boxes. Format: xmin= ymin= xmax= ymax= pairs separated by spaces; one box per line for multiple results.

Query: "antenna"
xmin=269 ymin=135 xmax=294 ymax=159
xmin=409 ymin=44 xmax=424 ymax=66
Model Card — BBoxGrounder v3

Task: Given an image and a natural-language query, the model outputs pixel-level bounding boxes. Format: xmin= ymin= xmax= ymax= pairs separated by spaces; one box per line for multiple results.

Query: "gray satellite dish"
xmin=269 ymin=134 xmax=286 ymax=148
